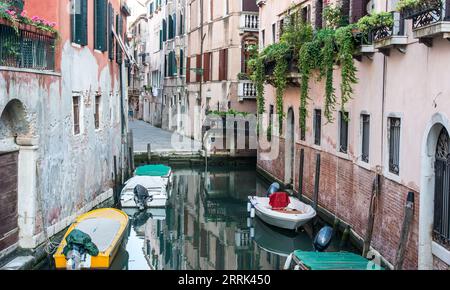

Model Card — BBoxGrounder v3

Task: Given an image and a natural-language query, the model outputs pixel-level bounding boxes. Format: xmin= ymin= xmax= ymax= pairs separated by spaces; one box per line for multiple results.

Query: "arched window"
xmin=434 ymin=127 xmax=450 ymax=246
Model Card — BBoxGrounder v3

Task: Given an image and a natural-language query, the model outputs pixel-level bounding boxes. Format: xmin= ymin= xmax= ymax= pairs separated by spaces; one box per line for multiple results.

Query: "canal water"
xmin=43 ymin=165 xmax=358 ymax=270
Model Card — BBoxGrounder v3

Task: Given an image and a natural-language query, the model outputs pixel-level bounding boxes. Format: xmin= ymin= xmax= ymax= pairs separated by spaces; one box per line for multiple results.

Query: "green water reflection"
xmin=122 ymin=165 xmax=357 ymax=270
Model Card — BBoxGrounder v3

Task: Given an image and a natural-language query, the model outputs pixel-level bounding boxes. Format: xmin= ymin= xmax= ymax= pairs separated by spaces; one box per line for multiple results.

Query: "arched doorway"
xmin=285 ymin=108 xmax=295 ymax=185
xmin=0 ymin=99 xmax=31 ymax=253
xmin=433 ymin=128 xmax=450 ymax=247
xmin=419 ymin=115 xmax=450 ymax=269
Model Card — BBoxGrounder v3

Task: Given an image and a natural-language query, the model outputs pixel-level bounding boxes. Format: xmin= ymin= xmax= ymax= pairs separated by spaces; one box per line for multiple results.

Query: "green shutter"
xmin=80 ymin=0 xmax=88 ymax=45
xmin=72 ymin=0 xmax=88 ymax=45
xmin=108 ymin=3 xmax=114 ymax=60
xmin=179 ymin=49 xmax=184 ymax=76
xmin=116 ymin=14 xmax=123 ymax=64
xmin=162 ymin=19 xmax=167 ymax=41
xmin=173 ymin=14 xmax=176 ymax=38
xmin=95 ymin=0 xmax=107 ymax=51
xmin=159 ymin=30 xmax=163 ymax=50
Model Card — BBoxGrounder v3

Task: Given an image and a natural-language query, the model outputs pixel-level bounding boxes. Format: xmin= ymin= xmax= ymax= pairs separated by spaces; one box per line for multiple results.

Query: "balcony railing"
xmin=241 ymin=13 xmax=259 ymax=31
xmin=403 ymin=0 xmax=449 ymax=30
xmin=238 ymin=80 xmax=257 ymax=99
xmin=0 ymin=19 xmax=56 ymax=71
xmin=371 ymin=12 xmax=407 ymax=53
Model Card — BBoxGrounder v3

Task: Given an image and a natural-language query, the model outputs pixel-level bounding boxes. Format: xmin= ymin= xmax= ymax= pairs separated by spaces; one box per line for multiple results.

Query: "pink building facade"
xmin=257 ymin=0 xmax=450 ymax=269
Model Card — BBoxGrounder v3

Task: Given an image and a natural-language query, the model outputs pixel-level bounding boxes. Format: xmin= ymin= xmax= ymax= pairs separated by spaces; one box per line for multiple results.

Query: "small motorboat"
xmin=248 ymin=183 xmax=316 ymax=231
xmin=120 ymin=165 xmax=173 ymax=209
xmin=135 ymin=164 xmax=173 ymax=185
xmin=53 ymin=208 xmax=129 ymax=270
xmin=120 ymin=176 xmax=169 ymax=209
xmin=283 ymin=250 xmax=384 ymax=270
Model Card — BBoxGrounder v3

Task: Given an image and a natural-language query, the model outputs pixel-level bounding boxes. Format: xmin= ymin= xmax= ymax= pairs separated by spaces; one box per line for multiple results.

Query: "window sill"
xmin=336 ymin=151 xmax=351 ymax=161
xmin=383 ymin=169 xmax=401 ymax=184
xmin=0 ymin=66 xmax=61 ymax=77
xmin=356 ymin=160 xmax=371 ymax=171
xmin=432 ymin=241 xmax=450 ymax=265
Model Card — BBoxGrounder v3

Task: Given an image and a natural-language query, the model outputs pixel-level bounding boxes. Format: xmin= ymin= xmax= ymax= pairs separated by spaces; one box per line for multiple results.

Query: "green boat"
xmin=284 ymin=250 xmax=384 ymax=270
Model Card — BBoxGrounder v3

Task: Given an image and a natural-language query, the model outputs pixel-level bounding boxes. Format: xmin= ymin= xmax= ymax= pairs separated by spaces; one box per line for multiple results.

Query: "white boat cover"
xmin=76 ymin=218 xmax=121 ymax=252
xmin=123 ymin=176 xmax=167 ymax=191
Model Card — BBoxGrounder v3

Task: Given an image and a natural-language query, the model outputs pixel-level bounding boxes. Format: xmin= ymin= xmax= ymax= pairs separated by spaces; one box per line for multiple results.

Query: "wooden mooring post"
xmin=394 ymin=191 xmax=415 ymax=270
xmin=147 ymin=143 xmax=152 ymax=163
xmin=363 ymin=174 xmax=381 ymax=257
xmin=113 ymin=155 xmax=118 ymax=205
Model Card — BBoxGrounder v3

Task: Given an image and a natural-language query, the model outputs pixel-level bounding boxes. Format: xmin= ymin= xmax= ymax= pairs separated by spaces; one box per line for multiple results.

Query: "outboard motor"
xmin=313 ymin=226 xmax=333 ymax=252
xmin=134 ymin=184 xmax=152 ymax=211
xmin=266 ymin=182 xmax=280 ymax=197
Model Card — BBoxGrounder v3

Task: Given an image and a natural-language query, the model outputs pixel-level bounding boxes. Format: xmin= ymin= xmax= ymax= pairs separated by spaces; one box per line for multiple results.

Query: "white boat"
xmin=248 ymin=195 xmax=316 ymax=231
xmin=120 ymin=176 xmax=169 ymax=208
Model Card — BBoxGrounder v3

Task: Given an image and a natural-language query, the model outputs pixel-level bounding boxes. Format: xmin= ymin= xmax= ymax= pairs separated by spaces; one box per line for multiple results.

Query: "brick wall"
xmin=258 ymin=141 xmax=420 ymax=269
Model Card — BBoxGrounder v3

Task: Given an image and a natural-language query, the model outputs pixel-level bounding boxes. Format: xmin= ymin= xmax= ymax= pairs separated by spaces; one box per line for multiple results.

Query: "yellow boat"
xmin=53 ymin=208 xmax=129 ymax=269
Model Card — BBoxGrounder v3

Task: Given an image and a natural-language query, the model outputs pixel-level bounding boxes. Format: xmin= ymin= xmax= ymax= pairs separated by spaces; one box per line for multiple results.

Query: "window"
xmin=341 ymin=0 xmax=350 ymax=24
xmin=179 ymin=13 xmax=184 ymax=35
xmin=203 ymin=52 xmax=211 ymax=82
xmin=196 ymin=54 xmax=202 ymax=82
xmin=180 ymin=49 xmax=184 ymax=76
xmin=315 ymin=0 xmax=323 ymax=29
xmin=388 ymin=117 xmax=401 ymax=175
xmin=94 ymin=95 xmax=101 ymax=129
xmin=116 ymin=14 xmax=123 ymax=64
xmin=268 ymin=105 xmax=274 ymax=142
xmin=300 ymin=111 xmax=306 ymax=141
xmin=186 ymin=56 xmax=191 ymax=82
xmin=272 ymin=23 xmax=276 ymax=43
xmin=261 ymin=29 xmax=265 ymax=47
xmin=361 ymin=114 xmax=370 ymax=163
xmin=224 ymin=0 xmax=229 ymax=16
xmin=73 ymin=96 xmax=81 ymax=135
xmin=162 ymin=19 xmax=167 ymax=41
xmin=314 ymin=109 xmax=321 ymax=146
xmin=301 ymin=5 xmax=310 ymax=23
xmin=94 ymin=0 xmax=107 ymax=51
xmin=339 ymin=111 xmax=349 ymax=153
xmin=149 ymin=2 xmax=154 ymax=15
xmin=71 ymin=0 xmax=88 ymax=45
xmin=108 ymin=3 xmax=114 ymax=60
xmin=218 ymin=49 xmax=228 ymax=81
xmin=351 ymin=0 xmax=371 ymax=23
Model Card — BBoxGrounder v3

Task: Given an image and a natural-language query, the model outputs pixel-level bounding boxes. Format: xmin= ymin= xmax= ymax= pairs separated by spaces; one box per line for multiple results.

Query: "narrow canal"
xmin=42 ymin=165 xmax=358 ymax=270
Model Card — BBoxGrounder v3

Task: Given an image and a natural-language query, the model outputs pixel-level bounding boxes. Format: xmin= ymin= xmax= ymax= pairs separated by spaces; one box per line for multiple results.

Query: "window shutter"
xmin=203 ymin=52 xmax=210 ymax=82
xmin=173 ymin=14 xmax=176 ymax=38
xmin=108 ymin=3 xmax=114 ymax=60
xmin=196 ymin=54 xmax=201 ymax=82
xmin=80 ymin=0 xmax=88 ymax=45
xmin=159 ymin=30 xmax=163 ymax=50
xmin=168 ymin=15 xmax=173 ymax=39
xmin=72 ymin=0 xmax=88 ymax=45
xmin=116 ymin=14 xmax=123 ymax=64
xmin=95 ymin=0 xmax=107 ymax=51
xmin=218 ymin=49 xmax=228 ymax=81
xmin=180 ymin=49 xmax=184 ymax=76
xmin=351 ymin=0 xmax=369 ymax=23
xmin=162 ymin=19 xmax=167 ymax=41
xmin=341 ymin=0 xmax=350 ymax=25
xmin=186 ymin=56 xmax=190 ymax=83
xmin=315 ymin=0 xmax=323 ymax=29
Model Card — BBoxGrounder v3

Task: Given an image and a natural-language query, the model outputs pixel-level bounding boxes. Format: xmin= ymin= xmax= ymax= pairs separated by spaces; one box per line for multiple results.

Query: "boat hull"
xmin=249 ymin=196 xmax=316 ymax=231
xmin=53 ymin=208 xmax=129 ymax=269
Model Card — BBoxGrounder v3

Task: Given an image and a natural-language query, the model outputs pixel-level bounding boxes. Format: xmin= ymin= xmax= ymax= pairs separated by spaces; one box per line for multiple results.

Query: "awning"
xmin=112 ymin=26 xmax=136 ymax=66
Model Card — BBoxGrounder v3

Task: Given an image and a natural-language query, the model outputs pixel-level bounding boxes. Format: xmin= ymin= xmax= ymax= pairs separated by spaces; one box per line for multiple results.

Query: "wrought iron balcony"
xmin=353 ymin=31 xmax=376 ymax=61
xmin=0 ymin=19 xmax=56 ymax=71
xmin=404 ymin=0 xmax=450 ymax=45
xmin=240 ymin=13 xmax=259 ymax=32
xmin=372 ymin=12 xmax=407 ymax=55
xmin=238 ymin=80 xmax=257 ymax=100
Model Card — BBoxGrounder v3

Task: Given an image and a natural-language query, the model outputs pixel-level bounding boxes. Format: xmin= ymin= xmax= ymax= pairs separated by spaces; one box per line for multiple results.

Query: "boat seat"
xmin=273 ymin=208 xmax=304 ymax=214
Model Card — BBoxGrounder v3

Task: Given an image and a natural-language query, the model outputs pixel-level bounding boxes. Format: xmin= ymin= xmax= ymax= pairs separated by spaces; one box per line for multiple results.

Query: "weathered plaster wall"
xmin=257 ymin=0 xmax=450 ymax=269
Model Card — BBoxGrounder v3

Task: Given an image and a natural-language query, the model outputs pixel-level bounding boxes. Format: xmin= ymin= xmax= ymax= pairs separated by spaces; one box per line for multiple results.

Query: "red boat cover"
xmin=269 ymin=192 xmax=290 ymax=209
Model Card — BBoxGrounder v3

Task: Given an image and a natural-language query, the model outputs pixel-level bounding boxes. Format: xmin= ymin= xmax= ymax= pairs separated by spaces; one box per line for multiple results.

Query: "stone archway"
xmin=0 ymin=99 xmax=38 ymax=250
xmin=285 ymin=108 xmax=295 ymax=185
xmin=419 ymin=113 xmax=450 ymax=269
